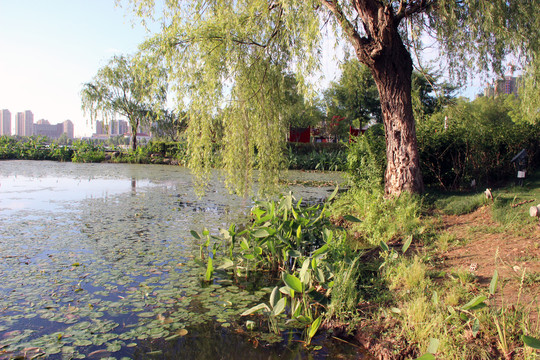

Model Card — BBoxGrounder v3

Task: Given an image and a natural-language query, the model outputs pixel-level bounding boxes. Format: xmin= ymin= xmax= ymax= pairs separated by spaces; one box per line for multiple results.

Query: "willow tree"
xmin=123 ymin=0 xmax=539 ymax=196
xmin=81 ymin=55 xmax=167 ymax=151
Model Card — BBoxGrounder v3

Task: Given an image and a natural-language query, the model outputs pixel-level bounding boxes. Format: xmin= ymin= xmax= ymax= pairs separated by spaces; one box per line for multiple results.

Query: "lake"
xmin=0 ymin=161 xmax=364 ymax=359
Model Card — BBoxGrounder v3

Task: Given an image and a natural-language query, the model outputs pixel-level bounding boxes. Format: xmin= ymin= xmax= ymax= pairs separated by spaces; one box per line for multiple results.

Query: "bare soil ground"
xmin=439 ymin=205 xmax=540 ymax=315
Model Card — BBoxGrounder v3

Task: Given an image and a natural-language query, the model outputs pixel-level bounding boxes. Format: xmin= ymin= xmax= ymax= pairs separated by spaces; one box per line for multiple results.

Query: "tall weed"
xmin=331 ymin=188 xmax=423 ymax=247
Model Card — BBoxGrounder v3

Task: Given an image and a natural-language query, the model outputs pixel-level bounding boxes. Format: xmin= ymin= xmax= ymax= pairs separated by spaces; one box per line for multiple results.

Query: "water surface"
xmin=0 ymin=161 xmax=362 ymax=359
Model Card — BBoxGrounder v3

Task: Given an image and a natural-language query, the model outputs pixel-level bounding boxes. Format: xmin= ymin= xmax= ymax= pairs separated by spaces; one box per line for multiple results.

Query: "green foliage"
xmin=81 ymin=54 xmax=167 ymax=151
xmin=323 ymin=58 xmax=381 ymax=129
xmin=331 ymin=187 xmax=423 ymax=247
xmin=517 ymin=58 xmax=540 ymax=125
xmin=0 ymin=136 xmax=62 ymax=161
xmin=418 ymin=96 xmax=540 ymax=190
xmin=71 ymin=140 xmax=106 ymax=163
xmin=193 ymin=190 xmax=363 ymax=343
xmin=286 ymin=143 xmax=347 ymax=171
xmin=411 ymin=71 xmax=457 ymax=122
xmin=151 ymin=110 xmax=188 ymax=141
xmin=433 ymin=1 xmax=540 ymax=80
xmin=119 ymin=0 xmax=540 ymax=196
xmin=326 ymin=257 xmax=362 ymax=319
xmin=48 ymin=143 xmax=74 ymax=162
xmin=281 ymin=74 xmax=325 ymax=129
xmin=346 ymin=124 xmax=386 ymax=190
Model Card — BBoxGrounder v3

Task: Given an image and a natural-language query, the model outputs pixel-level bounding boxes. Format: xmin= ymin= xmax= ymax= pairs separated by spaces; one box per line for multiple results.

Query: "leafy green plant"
xmin=71 ymin=140 xmax=106 ymax=163
xmin=241 ymin=286 xmax=286 ymax=334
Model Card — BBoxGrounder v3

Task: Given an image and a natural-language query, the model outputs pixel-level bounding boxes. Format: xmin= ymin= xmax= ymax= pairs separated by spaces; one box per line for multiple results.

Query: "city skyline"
xmin=0 ymin=1 xmax=155 ymax=138
xmin=0 ymin=108 xmax=74 ymax=138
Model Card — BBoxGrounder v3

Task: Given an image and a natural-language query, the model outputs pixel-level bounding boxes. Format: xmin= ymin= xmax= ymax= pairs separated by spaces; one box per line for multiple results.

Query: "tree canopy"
xmin=81 ymin=54 xmax=167 ymax=150
xmin=324 ymin=58 xmax=381 ymax=129
xmin=121 ymin=0 xmax=540 ymax=196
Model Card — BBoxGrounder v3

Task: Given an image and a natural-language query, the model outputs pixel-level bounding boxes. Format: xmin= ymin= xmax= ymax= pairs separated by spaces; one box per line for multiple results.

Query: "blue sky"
xmin=0 ymin=0 xmax=154 ymax=136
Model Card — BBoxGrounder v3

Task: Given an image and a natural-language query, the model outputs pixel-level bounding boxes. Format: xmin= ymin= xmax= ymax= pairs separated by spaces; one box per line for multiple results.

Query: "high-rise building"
xmin=15 ymin=112 xmax=24 ymax=136
xmin=24 ymin=110 xmax=34 ymax=136
xmin=63 ymin=120 xmax=74 ymax=139
xmin=118 ymin=120 xmax=128 ymax=135
xmin=33 ymin=122 xmax=63 ymax=138
xmin=0 ymin=109 xmax=11 ymax=136
xmin=16 ymin=111 xmax=34 ymax=136
xmin=95 ymin=120 xmax=105 ymax=135
xmin=33 ymin=119 xmax=75 ymax=139
xmin=484 ymin=76 xmax=521 ymax=97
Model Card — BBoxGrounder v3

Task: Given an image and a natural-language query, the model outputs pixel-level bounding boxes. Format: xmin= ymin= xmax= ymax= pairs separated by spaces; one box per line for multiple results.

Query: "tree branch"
xmin=319 ymin=0 xmax=369 ymax=62
xmin=394 ymin=0 xmax=434 ymax=26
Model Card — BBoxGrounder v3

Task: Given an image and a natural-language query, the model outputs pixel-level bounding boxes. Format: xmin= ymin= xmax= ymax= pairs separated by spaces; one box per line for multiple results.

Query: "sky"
xmin=0 ymin=0 xmax=156 ymax=137
xmin=0 ymin=1 xmax=483 ymax=138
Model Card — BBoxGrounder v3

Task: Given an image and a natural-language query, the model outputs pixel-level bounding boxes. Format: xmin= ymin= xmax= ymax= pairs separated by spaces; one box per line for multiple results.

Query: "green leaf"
xmin=461 ymin=295 xmax=487 ymax=310
xmin=380 ymin=240 xmax=389 ymax=252
xmin=327 ymin=185 xmax=339 ymax=202
xmin=296 ymin=225 xmax=302 ymax=239
xmin=343 ymin=214 xmax=362 ymax=223
xmin=217 ymin=258 xmax=234 ymax=270
xmin=204 ymin=257 xmax=213 ymax=281
xmin=287 ymin=249 xmax=301 ymax=258
xmin=489 ymin=270 xmax=498 ymax=295
xmin=299 ymin=259 xmax=310 ymax=281
xmin=472 ymin=318 xmax=480 ymax=337
xmin=522 ymin=335 xmax=540 ymax=349
xmin=272 ymin=298 xmax=286 ymax=316
xmin=190 ymin=230 xmax=201 ymax=240
xmin=296 ymin=315 xmax=312 ymax=325
xmin=279 ymin=286 xmax=293 ymax=298
xmin=252 ymin=228 xmax=271 ymax=238
xmin=269 ymin=286 xmax=280 ymax=308
xmin=240 ymin=238 xmax=249 ymax=251
xmin=402 ymin=235 xmax=413 ymax=254
xmin=312 ymin=244 xmax=329 ymax=259
xmin=241 ymin=303 xmax=270 ymax=316
xmin=308 ymin=316 xmax=322 ymax=341
xmin=283 ymin=273 xmax=303 ymax=293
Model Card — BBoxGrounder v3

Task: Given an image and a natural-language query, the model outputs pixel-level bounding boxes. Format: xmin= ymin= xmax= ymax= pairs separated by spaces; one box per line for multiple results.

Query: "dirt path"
xmin=439 ymin=206 xmax=539 ymax=311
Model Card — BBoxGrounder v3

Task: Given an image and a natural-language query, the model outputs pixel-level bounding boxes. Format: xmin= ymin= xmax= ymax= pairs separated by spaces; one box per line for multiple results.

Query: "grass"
xmin=433 ymin=192 xmax=490 ymax=215
xmin=330 ymin=171 xmax=540 ymax=359
xmin=330 ymin=188 xmax=423 ymax=247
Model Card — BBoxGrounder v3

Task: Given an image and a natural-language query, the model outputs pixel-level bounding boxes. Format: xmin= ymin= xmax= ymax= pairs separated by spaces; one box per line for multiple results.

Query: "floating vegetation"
xmin=0 ymin=161 xmax=347 ymax=359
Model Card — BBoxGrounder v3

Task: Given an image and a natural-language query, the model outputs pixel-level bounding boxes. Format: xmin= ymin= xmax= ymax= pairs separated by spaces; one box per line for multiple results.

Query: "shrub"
xmin=418 ymin=97 xmax=540 ymax=190
xmin=346 ymin=124 xmax=386 ymax=190
xmin=71 ymin=140 xmax=106 ymax=163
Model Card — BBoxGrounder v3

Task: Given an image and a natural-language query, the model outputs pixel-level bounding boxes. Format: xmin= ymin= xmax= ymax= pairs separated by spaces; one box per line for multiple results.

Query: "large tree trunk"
xmin=131 ymin=128 xmax=137 ymax=151
xmin=322 ymin=0 xmax=425 ymax=196
xmin=369 ymin=42 xmax=424 ymax=196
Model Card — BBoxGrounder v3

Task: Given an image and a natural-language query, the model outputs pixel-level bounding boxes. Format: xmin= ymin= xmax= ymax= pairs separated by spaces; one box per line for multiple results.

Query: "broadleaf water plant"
xmin=191 ymin=188 xmax=354 ymax=344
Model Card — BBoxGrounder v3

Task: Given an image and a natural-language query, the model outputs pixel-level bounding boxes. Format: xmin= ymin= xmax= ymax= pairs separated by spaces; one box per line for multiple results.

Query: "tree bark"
xmin=131 ymin=127 xmax=137 ymax=151
xmin=344 ymin=1 xmax=424 ymax=196
xmin=368 ymin=41 xmax=424 ymax=196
